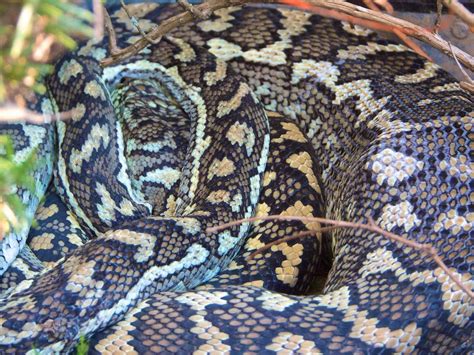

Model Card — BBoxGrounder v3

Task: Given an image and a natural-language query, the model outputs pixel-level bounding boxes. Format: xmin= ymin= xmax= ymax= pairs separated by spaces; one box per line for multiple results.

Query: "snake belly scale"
xmin=0 ymin=3 xmax=472 ymax=353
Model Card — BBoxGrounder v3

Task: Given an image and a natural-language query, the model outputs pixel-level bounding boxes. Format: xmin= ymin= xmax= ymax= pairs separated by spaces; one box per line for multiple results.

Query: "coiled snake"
xmin=0 ymin=3 xmax=472 ymax=353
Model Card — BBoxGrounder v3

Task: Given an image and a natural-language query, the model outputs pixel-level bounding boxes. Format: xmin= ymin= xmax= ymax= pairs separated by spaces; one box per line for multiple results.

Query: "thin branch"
xmin=287 ymin=0 xmax=474 ymax=72
xmin=207 ymin=215 xmax=473 ymax=299
xmin=393 ymin=27 xmax=431 ymax=61
xmin=448 ymin=42 xmax=474 ymax=93
xmin=460 ymin=81 xmax=474 ymax=92
xmin=177 ymin=0 xmax=212 ymax=19
xmin=0 ymin=199 xmax=18 ymax=241
xmin=434 ymin=0 xmax=443 ymax=34
xmin=0 ymin=105 xmax=74 ymax=124
xmin=443 ymin=0 xmax=474 ymax=28
xmin=449 ymin=42 xmax=473 ymax=82
xmin=100 ymin=0 xmax=271 ymax=66
xmin=362 ymin=0 xmax=393 ymax=14
xmin=120 ymin=0 xmax=161 ymax=45
xmin=10 ymin=1 xmax=36 ymax=59
xmin=99 ymin=0 xmax=474 ymax=73
xmin=103 ymin=6 xmax=120 ymax=55
xmin=247 ymin=226 xmax=338 ymax=260
xmin=363 ymin=0 xmax=431 ymax=60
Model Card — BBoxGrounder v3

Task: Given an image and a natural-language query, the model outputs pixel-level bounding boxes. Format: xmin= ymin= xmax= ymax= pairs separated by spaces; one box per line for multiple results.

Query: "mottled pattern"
xmin=200 ymin=115 xmax=326 ymax=294
xmin=112 ymin=77 xmax=191 ymax=214
xmin=0 ymin=118 xmax=54 ymax=275
xmin=0 ymin=3 xmax=472 ymax=354
xmin=0 ymin=17 xmax=269 ymax=352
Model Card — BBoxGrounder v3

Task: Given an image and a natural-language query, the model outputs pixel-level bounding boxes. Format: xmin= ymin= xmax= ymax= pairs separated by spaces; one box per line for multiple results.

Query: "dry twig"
xmin=101 ymin=0 xmax=267 ymax=66
xmin=103 ymin=7 xmax=120 ymax=55
xmin=448 ymin=42 xmax=474 ymax=93
xmin=99 ymin=0 xmax=473 ymax=73
xmin=459 ymin=80 xmax=474 ymax=92
xmin=286 ymin=0 xmax=474 ymax=71
xmin=362 ymin=0 xmax=393 ymax=14
xmin=364 ymin=0 xmax=431 ymax=59
xmin=32 ymin=34 xmax=55 ymax=62
xmin=177 ymin=0 xmax=212 ymax=19
xmin=434 ymin=0 xmax=444 ymax=34
xmin=207 ymin=215 xmax=474 ymax=300
xmin=443 ymin=0 xmax=474 ymax=28
xmin=0 ymin=105 xmax=75 ymax=124
xmin=120 ymin=0 xmax=161 ymax=45
xmin=247 ymin=227 xmax=338 ymax=260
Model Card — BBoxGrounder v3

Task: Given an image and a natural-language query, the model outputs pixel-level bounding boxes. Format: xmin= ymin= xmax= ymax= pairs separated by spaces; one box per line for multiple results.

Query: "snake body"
xmin=0 ymin=3 xmax=472 ymax=353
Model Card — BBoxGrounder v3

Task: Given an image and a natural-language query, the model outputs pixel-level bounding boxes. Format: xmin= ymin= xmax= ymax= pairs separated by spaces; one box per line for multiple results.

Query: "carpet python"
xmin=0 ymin=3 xmax=472 ymax=353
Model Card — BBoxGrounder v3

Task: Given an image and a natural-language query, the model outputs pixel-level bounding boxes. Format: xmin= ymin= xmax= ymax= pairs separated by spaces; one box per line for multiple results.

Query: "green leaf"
xmin=0 ymin=135 xmax=14 ymax=159
xmin=36 ymin=2 xmax=63 ymax=19
xmin=55 ymin=16 xmax=95 ymax=37
xmin=45 ymin=0 xmax=94 ymax=23
xmin=76 ymin=335 xmax=89 ymax=355
xmin=43 ymin=24 xmax=77 ymax=49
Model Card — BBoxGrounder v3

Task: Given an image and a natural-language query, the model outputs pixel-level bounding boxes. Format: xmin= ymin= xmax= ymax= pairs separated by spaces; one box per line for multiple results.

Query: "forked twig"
xmin=96 ymin=0 xmax=473 ymax=297
xmin=99 ymin=0 xmax=474 ymax=73
xmin=207 ymin=215 xmax=473 ymax=299
xmin=177 ymin=0 xmax=212 ymax=19
xmin=287 ymin=0 xmax=473 ymax=71
xmin=364 ymin=0 xmax=431 ymax=60
xmin=120 ymin=0 xmax=161 ymax=44
xmin=442 ymin=0 xmax=474 ymax=27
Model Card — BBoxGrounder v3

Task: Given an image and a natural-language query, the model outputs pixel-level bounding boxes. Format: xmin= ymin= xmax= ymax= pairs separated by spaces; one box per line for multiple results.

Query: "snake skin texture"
xmin=0 ymin=3 xmax=472 ymax=353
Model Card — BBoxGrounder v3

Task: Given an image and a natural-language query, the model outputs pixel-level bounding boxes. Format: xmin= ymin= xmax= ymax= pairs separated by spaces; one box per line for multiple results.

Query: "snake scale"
xmin=0 ymin=3 xmax=472 ymax=353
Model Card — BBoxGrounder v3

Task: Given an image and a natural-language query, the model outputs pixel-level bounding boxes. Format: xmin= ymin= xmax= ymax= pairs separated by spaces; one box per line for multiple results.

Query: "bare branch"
xmin=0 ymin=104 xmax=74 ymax=124
xmin=290 ymin=0 xmax=474 ymax=72
xmin=99 ymin=0 xmax=473 ymax=74
xmin=448 ymin=42 xmax=474 ymax=93
xmin=120 ymin=0 xmax=161 ymax=45
xmin=434 ymin=0 xmax=443 ymax=34
xmin=362 ymin=0 xmax=393 ymax=13
xmin=100 ymin=0 xmax=270 ymax=67
xmin=460 ymin=81 xmax=474 ymax=92
xmin=443 ymin=0 xmax=474 ymax=28
xmin=207 ymin=214 xmax=474 ymax=299
xmin=362 ymin=0 xmax=430 ymax=58
xmin=177 ymin=0 xmax=212 ymax=19
xmin=103 ymin=6 xmax=120 ymax=55
xmin=247 ymin=227 xmax=338 ymax=260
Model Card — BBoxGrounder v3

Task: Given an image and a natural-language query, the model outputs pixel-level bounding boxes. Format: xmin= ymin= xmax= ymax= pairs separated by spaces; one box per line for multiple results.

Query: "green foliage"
xmin=30 ymin=335 xmax=89 ymax=354
xmin=1 ymin=1 xmax=95 ymax=348
xmin=0 ymin=0 xmax=94 ymax=101
xmin=0 ymin=135 xmax=37 ymax=235
xmin=76 ymin=335 xmax=90 ymax=355
xmin=0 ymin=1 xmax=94 ymax=237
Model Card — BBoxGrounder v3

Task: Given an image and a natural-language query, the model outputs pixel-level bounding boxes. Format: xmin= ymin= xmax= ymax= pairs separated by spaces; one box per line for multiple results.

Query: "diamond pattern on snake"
xmin=0 ymin=3 xmax=472 ymax=354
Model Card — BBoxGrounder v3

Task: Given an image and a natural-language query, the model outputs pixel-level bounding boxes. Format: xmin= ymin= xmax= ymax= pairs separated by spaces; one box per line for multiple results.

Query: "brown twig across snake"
xmin=207 ymin=215 xmax=474 ymax=300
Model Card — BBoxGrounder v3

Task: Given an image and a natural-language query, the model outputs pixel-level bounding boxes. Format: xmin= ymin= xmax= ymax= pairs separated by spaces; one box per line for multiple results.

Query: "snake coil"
xmin=0 ymin=4 xmax=472 ymax=353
